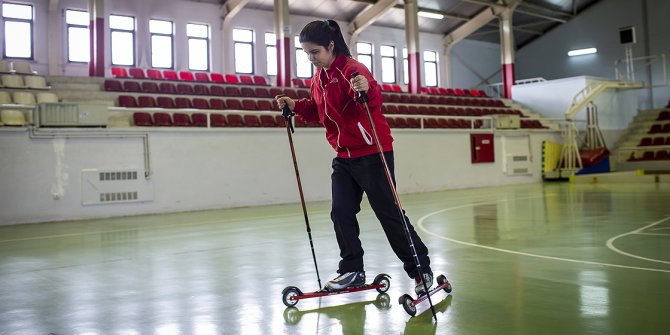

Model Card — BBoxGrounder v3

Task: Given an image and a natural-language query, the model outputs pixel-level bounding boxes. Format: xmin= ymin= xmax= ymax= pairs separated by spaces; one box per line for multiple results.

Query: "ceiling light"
xmin=568 ymin=48 xmax=597 ymax=57
xmin=418 ymin=11 xmax=444 ymax=20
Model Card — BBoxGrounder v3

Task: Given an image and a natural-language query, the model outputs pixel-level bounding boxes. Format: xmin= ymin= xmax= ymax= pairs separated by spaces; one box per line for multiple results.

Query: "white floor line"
xmin=605 ymin=216 xmax=670 ymax=265
xmin=417 ymin=197 xmax=670 ymax=274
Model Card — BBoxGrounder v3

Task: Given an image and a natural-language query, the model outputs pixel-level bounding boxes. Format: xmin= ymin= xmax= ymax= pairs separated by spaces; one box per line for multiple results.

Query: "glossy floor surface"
xmin=1 ymin=183 xmax=669 ymax=335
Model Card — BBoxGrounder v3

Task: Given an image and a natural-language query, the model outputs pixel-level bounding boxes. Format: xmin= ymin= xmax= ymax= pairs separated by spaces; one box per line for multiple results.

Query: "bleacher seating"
xmin=129 ymin=68 xmax=145 ymax=79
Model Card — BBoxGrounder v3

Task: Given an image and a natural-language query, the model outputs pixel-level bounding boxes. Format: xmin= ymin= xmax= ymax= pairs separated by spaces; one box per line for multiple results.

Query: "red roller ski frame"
xmin=282 ymin=274 xmax=391 ymax=307
xmin=399 ymin=274 xmax=453 ymax=316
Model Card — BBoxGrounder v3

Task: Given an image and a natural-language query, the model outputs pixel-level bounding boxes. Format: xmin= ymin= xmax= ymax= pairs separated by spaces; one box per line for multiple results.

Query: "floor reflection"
xmin=402 ymin=295 xmax=453 ymax=335
xmin=283 ymin=293 xmax=391 ymax=333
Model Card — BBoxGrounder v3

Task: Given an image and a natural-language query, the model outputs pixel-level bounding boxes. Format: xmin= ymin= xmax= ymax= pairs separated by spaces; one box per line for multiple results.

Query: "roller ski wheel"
xmin=399 ymin=274 xmax=453 ymax=317
xmin=282 ymin=286 xmax=303 ymax=307
xmin=399 ymin=294 xmax=417 ymax=316
xmin=281 ymin=273 xmax=391 ymax=307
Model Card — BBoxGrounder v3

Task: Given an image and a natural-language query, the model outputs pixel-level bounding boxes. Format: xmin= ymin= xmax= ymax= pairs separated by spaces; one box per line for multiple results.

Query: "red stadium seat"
xmin=159 ymin=82 xmax=177 ymax=94
xmin=129 ymin=68 xmax=145 ymax=79
xmin=255 ymin=87 xmax=270 ymax=98
xmin=133 ymin=112 xmax=153 ymax=126
xmin=381 ymin=84 xmax=393 ymax=92
xmin=210 ymin=114 xmax=227 ymax=127
xmin=173 ymin=113 xmax=192 ymax=126
xmin=225 ymin=86 xmax=241 ymax=97
xmin=241 ymin=99 xmax=258 ymax=110
xmin=243 ymin=115 xmax=261 ymax=127
xmin=391 ymin=85 xmax=402 ymax=92
xmin=241 ymin=87 xmax=255 ymax=97
xmin=146 ymin=69 xmax=163 ymax=80
xmin=226 ymin=99 xmax=242 ymax=110
xmin=253 ymin=75 xmax=268 ymax=85
xmin=192 ymin=113 xmax=208 ymax=127
xmin=269 ymin=88 xmax=283 ymax=98
xmin=123 ymin=81 xmax=141 ymax=92
xmin=175 ymin=97 xmax=192 ymax=109
xmin=210 ymin=73 xmax=225 ymax=83
xmin=193 ymin=98 xmax=210 ymax=109
xmin=224 ymin=74 xmax=240 ymax=84
xmin=111 ymin=67 xmax=128 ymax=78
xmin=210 ymin=85 xmax=225 ymax=96
xmin=153 ymin=112 xmax=173 ymax=126
xmin=193 ymin=84 xmax=210 ymax=95
xmin=260 ymin=115 xmax=276 ymax=127
xmin=138 ymin=96 xmax=158 ymax=108
xmin=119 ymin=95 xmax=138 ymax=108
xmin=177 ymin=83 xmax=194 ymax=95
xmin=194 ymin=72 xmax=210 ymax=82
xmin=179 ymin=71 xmax=195 ymax=81
xmin=649 ymin=124 xmax=663 ymax=134
xmin=104 ymin=80 xmax=123 ymax=92
xmin=407 ymin=118 xmax=420 ymax=128
xmin=304 ymin=79 xmax=312 ymax=87
xmin=141 ymin=81 xmax=159 ymax=93
xmin=283 ymin=89 xmax=298 ymax=99
xmin=157 ymin=97 xmax=176 ymax=109
xmin=424 ymin=118 xmax=438 ymax=128
xmin=385 ymin=117 xmax=396 ymax=127
xmin=657 ymin=111 xmax=670 ymax=121
xmin=257 ymin=100 xmax=273 ymax=111
xmin=209 ymin=98 xmax=226 ymax=110
xmin=227 ymin=114 xmax=244 ymax=127
xmin=239 ymin=75 xmax=254 ymax=85
xmin=652 ymin=137 xmax=665 ymax=146
xmin=163 ymin=70 xmax=178 ymax=81
xmin=394 ymin=118 xmax=408 ymax=128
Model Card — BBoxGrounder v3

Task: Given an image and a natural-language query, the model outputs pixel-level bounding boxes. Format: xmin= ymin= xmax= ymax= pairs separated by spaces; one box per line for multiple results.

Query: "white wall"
xmin=0 ymin=128 xmax=560 ymax=225
xmin=515 ymin=0 xmax=670 ymax=110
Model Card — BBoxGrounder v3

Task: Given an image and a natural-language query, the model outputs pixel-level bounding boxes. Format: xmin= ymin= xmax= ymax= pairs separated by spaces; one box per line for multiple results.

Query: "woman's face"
xmin=301 ymin=41 xmax=335 ymax=69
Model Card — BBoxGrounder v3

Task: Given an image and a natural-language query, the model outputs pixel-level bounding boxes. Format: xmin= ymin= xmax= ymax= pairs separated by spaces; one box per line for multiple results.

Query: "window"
xmin=424 ymin=50 xmax=438 ymax=87
xmin=149 ymin=19 xmax=174 ymax=69
xmin=265 ymin=33 xmax=277 ymax=76
xmin=110 ymin=15 xmax=136 ymax=66
xmin=2 ymin=2 xmax=33 ymax=59
xmin=295 ymin=36 xmax=313 ymax=78
xmin=402 ymin=48 xmax=408 ymax=85
xmin=66 ymin=9 xmax=89 ymax=63
xmin=187 ymin=23 xmax=210 ymax=71
xmin=356 ymin=42 xmax=372 ymax=72
xmin=233 ymin=28 xmax=254 ymax=74
xmin=380 ymin=45 xmax=396 ymax=84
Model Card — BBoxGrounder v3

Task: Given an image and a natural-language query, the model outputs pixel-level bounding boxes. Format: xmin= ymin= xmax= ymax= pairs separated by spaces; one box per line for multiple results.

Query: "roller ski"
xmin=282 ymin=273 xmax=391 ymax=307
xmin=399 ymin=274 xmax=453 ymax=317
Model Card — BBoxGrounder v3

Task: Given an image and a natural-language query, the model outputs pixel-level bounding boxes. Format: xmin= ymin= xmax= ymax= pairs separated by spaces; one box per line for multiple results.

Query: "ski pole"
xmin=349 ymin=72 xmax=438 ymax=321
xmin=277 ymin=95 xmax=322 ymax=289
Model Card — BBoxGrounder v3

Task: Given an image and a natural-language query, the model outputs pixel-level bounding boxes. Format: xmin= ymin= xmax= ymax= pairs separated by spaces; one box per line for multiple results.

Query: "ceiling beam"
xmin=458 ymin=0 xmax=567 ymax=23
xmin=444 ymin=0 xmax=523 ymax=47
xmin=348 ymin=0 xmax=397 ymax=42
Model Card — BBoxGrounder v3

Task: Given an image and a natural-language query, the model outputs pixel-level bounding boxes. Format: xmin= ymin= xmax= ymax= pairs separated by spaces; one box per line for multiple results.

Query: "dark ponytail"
xmin=299 ymin=19 xmax=352 ymax=57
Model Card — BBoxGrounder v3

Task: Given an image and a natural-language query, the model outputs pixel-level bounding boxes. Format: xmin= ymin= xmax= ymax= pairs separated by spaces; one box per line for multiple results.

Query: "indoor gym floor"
xmin=1 ymin=182 xmax=669 ymax=335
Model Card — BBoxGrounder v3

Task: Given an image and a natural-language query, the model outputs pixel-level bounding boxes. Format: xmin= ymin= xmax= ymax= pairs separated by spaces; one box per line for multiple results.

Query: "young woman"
xmin=276 ymin=19 xmax=434 ymax=295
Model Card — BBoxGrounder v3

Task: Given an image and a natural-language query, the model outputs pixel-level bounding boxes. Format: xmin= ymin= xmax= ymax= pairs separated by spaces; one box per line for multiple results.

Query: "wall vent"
xmin=82 ymin=169 xmax=153 ymax=205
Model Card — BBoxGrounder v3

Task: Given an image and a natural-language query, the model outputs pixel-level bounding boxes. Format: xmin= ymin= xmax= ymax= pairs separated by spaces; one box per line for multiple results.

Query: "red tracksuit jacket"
xmin=293 ymin=54 xmax=393 ymax=158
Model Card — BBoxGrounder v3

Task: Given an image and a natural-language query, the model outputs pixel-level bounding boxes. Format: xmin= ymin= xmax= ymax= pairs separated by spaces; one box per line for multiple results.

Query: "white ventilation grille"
xmin=505 ymin=154 xmax=533 ymax=176
xmin=82 ymin=169 xmax=153 ymax=205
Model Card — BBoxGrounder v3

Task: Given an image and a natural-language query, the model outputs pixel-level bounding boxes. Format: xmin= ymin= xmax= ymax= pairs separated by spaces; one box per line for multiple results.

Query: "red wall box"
xmin=471 ymin=134 xmax=495 ymax=163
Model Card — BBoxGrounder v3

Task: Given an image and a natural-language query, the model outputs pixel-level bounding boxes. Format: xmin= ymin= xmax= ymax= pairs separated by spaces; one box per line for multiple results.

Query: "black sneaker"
xmin=324 ymin=272 xmax=365 ymax=291
xmin=414 ymin=273 xmax=434 ymax=296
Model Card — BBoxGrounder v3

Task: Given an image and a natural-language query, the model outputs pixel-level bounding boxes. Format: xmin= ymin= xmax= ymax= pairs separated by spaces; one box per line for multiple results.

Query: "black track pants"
xmin=330 ymin=151 xmax=431 ymax=278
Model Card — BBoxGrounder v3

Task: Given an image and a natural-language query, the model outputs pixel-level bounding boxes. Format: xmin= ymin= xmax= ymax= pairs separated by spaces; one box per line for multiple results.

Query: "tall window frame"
xmin=356 ymin=42 xmax=373 ymax=73
xmin=402 ymin=48 xmax=408 ymax=85
xmin=149 ymin=19 xmax=174 ymax=69
xmin=187 ymin=23 xmax=210 ymax=71
xmin=424 ymin=50 xmax=438 ymax=87
xmin=2 ymin=2 xmax=34 ymax=59
xmin=380 ymin=45 xmax=396 ymax=84
xmin=233 ymin=28 xmax=254 ymax=74
xmin=65 ymin=9 xmax=89 ymax=63
xmin=265 ymin=32 xmax=277 ymax=76
xmin=295 ymin=35 xmax=313 ymax=78
xmin=109 ymin=14 xmax=136 ymax=66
